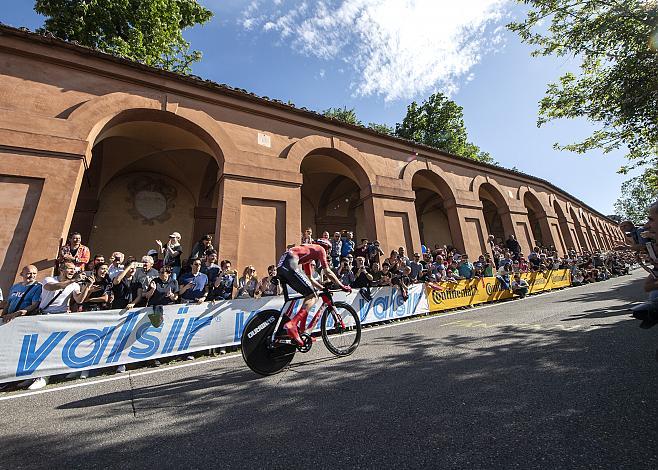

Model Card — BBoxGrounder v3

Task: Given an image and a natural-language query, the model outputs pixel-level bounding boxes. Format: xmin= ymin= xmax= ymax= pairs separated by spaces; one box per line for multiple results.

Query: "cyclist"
xmin=276 ymin=239 xmax=352 ymax=346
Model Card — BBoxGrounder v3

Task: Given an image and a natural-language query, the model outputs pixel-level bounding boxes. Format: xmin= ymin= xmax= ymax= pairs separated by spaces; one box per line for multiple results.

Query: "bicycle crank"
xmin=297 ymin=333 xmax=313 ymax=353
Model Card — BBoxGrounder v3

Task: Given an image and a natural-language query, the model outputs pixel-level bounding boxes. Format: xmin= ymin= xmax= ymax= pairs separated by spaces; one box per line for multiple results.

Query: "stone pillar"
xmin=215 ymin=165 xmax=303 ymax=276
xmin=0 ymin=149 xmax=87 ymax=291
xmin=362 ymin=187 xmax=421 ymax=256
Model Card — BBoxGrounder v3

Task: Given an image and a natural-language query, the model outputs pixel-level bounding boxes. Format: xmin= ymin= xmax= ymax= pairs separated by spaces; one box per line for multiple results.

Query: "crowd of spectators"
xmin=0 ymin=227 xmax=635 ymax=390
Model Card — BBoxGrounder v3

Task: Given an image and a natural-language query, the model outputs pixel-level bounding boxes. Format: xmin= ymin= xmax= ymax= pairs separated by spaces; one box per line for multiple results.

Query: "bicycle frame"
xmin=267 ymin=284 xmax=343 ymax=346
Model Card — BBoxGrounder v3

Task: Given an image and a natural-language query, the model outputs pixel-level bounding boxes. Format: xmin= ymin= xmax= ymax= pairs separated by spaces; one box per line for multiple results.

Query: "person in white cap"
xmin=157 ymin=232 xmax=183 ymax=280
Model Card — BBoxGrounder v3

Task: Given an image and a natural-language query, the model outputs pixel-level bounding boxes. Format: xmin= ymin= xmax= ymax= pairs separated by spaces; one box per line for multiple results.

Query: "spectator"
xmin=236 ymin=265 xmax=260 ymax=299
xmin=111 ymin=262 xmax=144 ymax=309
xmin=134 ymin=255 xmax=159 ymax=299
xmin=387 ymin=251 xmax=401 ymax=273
xmin=341 ymin=231 xmax=355 ymax=258
xmin=201 ymin=250 xmax=221 ymax=284
xmin=179 ymin=258 xmax=209 ymax=303
xmin=337 ymin=258 xmax=356 ymax=287
xmin=0 ymin=265 xmax=42 ymax=323
xmin=354 ymin=239 xmax=370 ymax=264
xmin=370 ymin=262 xmax=383 ymax=285
xmin=189 ymin=234 xmax=213 ymax=260
xmin=145 ymin=266 xmax=179 ymax=306
xmin=209 ymin=260 xmax=237 ymax=301
xmin=330 ymin=232 xmax=342 ymax=268
xmin=511 ymin=274 xmax=529 ymax=298
xmin=259 ymin=265 xmax=281 ymax=297
xmin=380 ymin=271 xmax=393 ymax=287
xmin=457 ymin=254 xmax=474 ymax=280
xmin=157 ymin=232 xmax=183 ymax=280
xmin=28 ymin=261 xmax=86 ymax=390
xmin=506 ymin=234 xmax=521 ymax=255
xmin=497 ymin=263 xmax=512 ymax=290
xmin=40 ymin=261 xmax=86 ymax=314
xmin=368 ymin=240 xmax=384 ymax=266
xmin=108 ymin=251 xmax=125 ymax=280
xmin=409 ymin=253 xmax=424 ymax=281
xmin=79 ymin=263 xmax=112 ymax=311
xmin=397 ymin=247 xmax=410 ymax=266
xmin=85 ymin=254 xmax=105 ymax=274
xmin=302 ymin=227 xmax=314 ymax=244
xmin=58 ymin=232 xmax=90 ymax=271
xmin=147 ymin=248 xmax=163 ymax=271
xmin=352 ymin=256 xmax=373 ymax=288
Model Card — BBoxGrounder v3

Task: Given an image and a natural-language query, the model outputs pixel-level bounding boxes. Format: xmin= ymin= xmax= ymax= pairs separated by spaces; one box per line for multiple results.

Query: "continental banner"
xmin=426 ymin=269 xmax=571 ymax=312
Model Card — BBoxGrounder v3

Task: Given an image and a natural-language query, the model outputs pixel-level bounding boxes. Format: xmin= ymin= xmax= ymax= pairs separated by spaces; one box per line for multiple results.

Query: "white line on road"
xmin=0 ymin=284 xmax=613 ymax=402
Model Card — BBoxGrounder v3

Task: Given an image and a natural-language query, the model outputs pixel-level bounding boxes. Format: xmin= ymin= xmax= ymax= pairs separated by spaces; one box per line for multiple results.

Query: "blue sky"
xmin=2 ymin=0 xmax=633 ymax=215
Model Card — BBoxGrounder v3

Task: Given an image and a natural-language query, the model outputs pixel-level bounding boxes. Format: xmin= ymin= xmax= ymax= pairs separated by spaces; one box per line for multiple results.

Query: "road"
xmin=1 ymin=270 xmax=657 ymax=469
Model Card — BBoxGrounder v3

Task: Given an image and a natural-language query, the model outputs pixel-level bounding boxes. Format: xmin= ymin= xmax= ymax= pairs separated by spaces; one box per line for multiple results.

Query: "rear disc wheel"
xmin=241 ymin=310 xmax=296 ymax=375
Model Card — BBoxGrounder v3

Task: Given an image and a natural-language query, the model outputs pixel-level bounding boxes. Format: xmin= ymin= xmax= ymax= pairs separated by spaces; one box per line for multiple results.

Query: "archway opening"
xmin=301 ymin=153 xmax=365 ymax=241
xmin=70 ymin=114 xmax=222 ymax=260
xmin=553 ymin=200 xmax=575 ymax=252
xmin=523 ymin=192 xmax=548 ymax=248
xmin=412 ymin=170 xmax=454 ymax=250
xmin=479 ymin=184 xmax=506 ymax=245
xmin=569 ymin=207 xmax=589 ymax=252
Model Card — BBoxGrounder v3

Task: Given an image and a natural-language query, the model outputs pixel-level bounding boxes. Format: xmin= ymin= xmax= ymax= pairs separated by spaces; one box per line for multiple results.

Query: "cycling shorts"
xmin=276 ymin=252 xmax=314 ymax=297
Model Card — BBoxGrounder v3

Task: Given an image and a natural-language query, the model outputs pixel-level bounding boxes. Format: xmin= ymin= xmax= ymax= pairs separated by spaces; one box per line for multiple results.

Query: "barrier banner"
xmin=426 ymin=269 xmax=571 ymax=312
xmin=0 ymin=285 xmax=427 ymax=383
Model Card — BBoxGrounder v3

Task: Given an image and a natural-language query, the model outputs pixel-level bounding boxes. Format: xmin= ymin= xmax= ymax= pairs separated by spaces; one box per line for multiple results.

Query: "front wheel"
xmin=321 ymin=301 xmax=361 ymax=356
xmin=241 ymin=310 xmax=296 ymax=376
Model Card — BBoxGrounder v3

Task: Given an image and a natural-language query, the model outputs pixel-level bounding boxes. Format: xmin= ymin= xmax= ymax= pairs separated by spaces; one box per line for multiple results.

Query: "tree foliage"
xmin=34 ymin=0 xmax=213 ymax=73
xmin=322 ymin=106 xmax=363 ymax=126
xmin=614 ymin=169 xmax=658 ymax=224
xmin=395 ymin=93 xmax=494 ymax=164
xmin=367 ymin=122 xmax=394 ymax=135
xmin=508 ymin=0 xmax=658 ymax=172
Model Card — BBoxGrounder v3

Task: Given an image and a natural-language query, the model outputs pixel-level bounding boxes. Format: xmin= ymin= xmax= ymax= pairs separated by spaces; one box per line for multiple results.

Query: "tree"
xmin=395 ymin=93 xmax=494 ymax=164
xmin=367 ymin=122 xmax=394 ymax=135
xmin=614 ymin=169 xmax=658 ymax=224
xmin=508 ymin=1 xmax=658 ymax=172
xmin=322 ymin=107 xmax=362 ymax=126
xmin=34 ymin=0 xmax=213 ymax=74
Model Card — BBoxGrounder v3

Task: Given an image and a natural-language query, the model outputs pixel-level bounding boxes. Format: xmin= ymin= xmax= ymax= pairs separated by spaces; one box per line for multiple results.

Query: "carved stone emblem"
xmin=126 ymin=176 xmax=177 ymax=225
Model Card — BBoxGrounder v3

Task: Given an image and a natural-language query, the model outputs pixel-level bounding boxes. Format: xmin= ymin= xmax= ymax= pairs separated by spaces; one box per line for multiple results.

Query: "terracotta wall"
xmin=0 ymin=29 xmax=625 ymax=290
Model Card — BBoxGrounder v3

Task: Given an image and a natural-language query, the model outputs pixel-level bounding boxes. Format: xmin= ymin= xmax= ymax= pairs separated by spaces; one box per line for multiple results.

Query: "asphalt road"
xmin=1 ymin=271 xmax=657 ymax=469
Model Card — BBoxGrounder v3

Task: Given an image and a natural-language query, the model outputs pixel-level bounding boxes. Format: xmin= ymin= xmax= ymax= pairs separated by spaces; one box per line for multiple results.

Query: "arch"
xmin=553 ymin=199 xmax=577 ymax=252
xmin=401 ymin=160 xmax=455 ymax=202
xmin=67 ymin=92 xmax=238 ymax=165
xmin=478 ymin=181 xmax=515 ymax=247
xmin=569 ymin=206 xmax=589 ymax=252
xmin=470 ymin=175 xmax=509 ymax=202
xmin=411 ymin=168 xmax=460 ymax=251
xmin=522 ymin=190 xmax=551 ymax=247
xmin=287 ymin=135 xmax=375 ymax=189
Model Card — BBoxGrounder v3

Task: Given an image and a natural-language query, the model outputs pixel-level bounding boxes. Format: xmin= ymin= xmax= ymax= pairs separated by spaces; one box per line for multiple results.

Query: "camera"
xmin=134 ymin=262 xmax=145 ymax=268
xmin=625 ymin=227 xmax=653 ymax=245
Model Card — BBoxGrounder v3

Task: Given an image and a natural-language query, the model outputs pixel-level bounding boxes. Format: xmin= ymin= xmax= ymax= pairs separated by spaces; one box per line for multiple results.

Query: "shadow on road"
xmin=2 ymin=276 xmax=657 ymax=469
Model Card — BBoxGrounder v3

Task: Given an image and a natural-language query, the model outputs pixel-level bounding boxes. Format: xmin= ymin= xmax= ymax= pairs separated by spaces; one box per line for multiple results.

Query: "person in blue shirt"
xmin=1 ymin=265 xmax=42 ymax=323
xmin=341 ymin=231 xmax=355 ymax=258
xmin=457 ymin=254 xmax=475 ymax=280
xmin=179 ymin=258 xmax=209 ymax=303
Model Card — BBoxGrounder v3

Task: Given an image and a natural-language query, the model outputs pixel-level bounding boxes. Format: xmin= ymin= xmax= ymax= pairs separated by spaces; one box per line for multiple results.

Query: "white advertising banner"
xmin=0 ymin=285 xmax=428 ymax=383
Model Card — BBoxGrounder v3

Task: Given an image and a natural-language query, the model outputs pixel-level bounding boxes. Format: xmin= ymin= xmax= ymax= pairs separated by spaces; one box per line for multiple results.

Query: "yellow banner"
xmin=426 ymin=269 xmax=571 ymax=312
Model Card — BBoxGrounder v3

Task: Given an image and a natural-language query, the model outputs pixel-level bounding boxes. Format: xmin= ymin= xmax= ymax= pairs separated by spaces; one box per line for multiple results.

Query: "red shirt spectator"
xmin=58 ymin=232 xmax=90 ymax=271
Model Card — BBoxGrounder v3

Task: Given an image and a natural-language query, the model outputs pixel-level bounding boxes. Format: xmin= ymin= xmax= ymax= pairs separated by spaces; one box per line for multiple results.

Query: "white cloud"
xmin=241 ymin=0 xmax=509 ymax=101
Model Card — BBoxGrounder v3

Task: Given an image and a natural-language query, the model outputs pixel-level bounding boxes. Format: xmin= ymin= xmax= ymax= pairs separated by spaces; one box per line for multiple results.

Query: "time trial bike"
xmin=241 ymin=281 xmax=361 ymax=376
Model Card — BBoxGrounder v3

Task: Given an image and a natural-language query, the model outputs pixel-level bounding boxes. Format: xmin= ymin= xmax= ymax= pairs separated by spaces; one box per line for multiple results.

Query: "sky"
xmin=1 ymin=0 xmax=635 ymax=215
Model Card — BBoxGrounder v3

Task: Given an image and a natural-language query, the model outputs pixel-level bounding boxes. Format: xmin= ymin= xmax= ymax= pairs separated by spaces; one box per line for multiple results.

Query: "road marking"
xmin=0 ymin=281 xmax=626 ymax=401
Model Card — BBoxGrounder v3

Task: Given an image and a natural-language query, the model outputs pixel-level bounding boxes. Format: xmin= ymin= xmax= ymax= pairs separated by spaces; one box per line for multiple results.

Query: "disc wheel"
xmin=241 ymin=310 xmax=296 ymax=375
xmin=321 ymin=301 xmax=361 ymax=356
